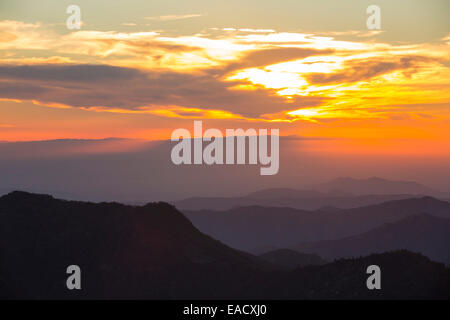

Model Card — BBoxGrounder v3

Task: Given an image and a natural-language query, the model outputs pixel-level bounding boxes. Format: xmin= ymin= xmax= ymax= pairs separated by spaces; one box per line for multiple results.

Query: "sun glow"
xmin=0 ymin=16 xmax=449 ymax=143
xmin=287 ymin=108 xmax=320 ymax=117
xmin=227 ymin=68 xmax=308 ymax=91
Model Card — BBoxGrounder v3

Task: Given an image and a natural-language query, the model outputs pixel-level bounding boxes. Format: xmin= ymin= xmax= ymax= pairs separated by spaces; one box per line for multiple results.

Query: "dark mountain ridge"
xmin=294 ymin=213 xmax=450 ymax=265
xmin=316 ymin=176 xmax=435 ymax=195
xmin=184 ymin=196 xmax=450 ymax=250
xmin=0 ymin=191 xmax=449 ymax=299
xmin=174 ymin=176 xmax=444 ymax=211
xmin=254 ymin=250 xmax=450 ymax=300
xmin=258 ymin=249 xmax=326 ymax=270
xmin=175 ymin=193 xmax=422 ymax=211
xmin=0 ymin=191 xmax=271 ymax=299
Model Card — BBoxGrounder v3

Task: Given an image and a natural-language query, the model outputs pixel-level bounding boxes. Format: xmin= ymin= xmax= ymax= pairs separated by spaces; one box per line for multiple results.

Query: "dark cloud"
xmin=0 ymin=63 xmax=325 ymax=117
xmin=306 ymin=56 xmax=432 ymax=85
xmin=0 ymin=64 xmax=141 ymax=82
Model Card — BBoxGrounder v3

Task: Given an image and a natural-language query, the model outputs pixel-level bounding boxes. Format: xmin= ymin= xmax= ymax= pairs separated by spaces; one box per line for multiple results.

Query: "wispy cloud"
xmin=0 ymin=63 xmax=324 ymax=119
xmin=146 ymin=14 xmax=203 ymax=21
xmin=0 ymin=20 xmax=449 ymax=123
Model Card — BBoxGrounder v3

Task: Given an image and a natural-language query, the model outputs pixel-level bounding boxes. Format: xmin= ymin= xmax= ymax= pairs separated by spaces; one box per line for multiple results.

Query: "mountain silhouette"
xmin=247 ymin=188 xmax=326 ymax=199
xmin=1 ymin=191 xmax=449 ymax=299
xmin=258 ymin=249 xmax=326 ymax=270
xmin=316 ymin=177 xmax=435 ymax=195
xmin=0 ymin=191 xmax=273 ymax=299
xmin=184 ymin=197 xmax=450 ymax=250
xmin=294 ymin=213 xmax=450 ymax=265
xmin=174 ymin=177 xmax=441 ymax=211
xmin=175 ymin=192 xmax=421 ymax=211
xmin=253 ymin=250 xmax=450 ymax=299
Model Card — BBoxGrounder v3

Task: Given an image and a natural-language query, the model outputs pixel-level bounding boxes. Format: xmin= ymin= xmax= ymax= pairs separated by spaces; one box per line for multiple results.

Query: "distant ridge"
xmin=175 ymin=192 xmax=423 ymax=211
xmin=258 ymin=249 xmax=326 ymax=270
xmin=174 ymin=176 xmax=442 ymax=211
xmin=246 ymin=188 xmax=325 ymax=199
xmin=316 ymin=176 xmax=435 ymax=195
xmin=294 ymin=213 xmax=450 ymax=265
xmin=185 ymin=196 xmax=450 ymax=250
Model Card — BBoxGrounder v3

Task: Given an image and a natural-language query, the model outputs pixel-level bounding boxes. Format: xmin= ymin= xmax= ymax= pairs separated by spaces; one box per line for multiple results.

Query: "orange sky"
xmin=0 ymin=2 xmax=449 ymax=158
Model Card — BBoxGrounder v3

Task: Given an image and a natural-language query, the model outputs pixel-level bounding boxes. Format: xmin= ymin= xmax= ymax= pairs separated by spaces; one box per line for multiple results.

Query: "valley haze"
xmin=0 ymin=138 xmax=448 ymax=203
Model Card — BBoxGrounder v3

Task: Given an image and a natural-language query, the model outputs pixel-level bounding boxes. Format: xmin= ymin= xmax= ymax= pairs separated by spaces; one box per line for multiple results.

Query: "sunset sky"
xmin=0 ymin=0 xmax=449 ymax=158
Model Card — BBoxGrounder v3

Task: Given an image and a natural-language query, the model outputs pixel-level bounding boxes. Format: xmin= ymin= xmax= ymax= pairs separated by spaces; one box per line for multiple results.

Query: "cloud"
xmin=306 ymin=56 xmax=433 ymax=85
xmin=146 ymin=14 xmax=203 ymax=21
xmin=220 ymin=47 xmax=335 ymax=73
xmin=1 ymin=20 xmax=448 ymax=123
xmin=0 ymin=63 xmax=325 ymax=118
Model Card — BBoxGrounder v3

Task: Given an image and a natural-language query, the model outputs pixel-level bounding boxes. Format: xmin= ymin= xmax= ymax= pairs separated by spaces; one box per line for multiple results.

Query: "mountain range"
xmin=258 ymin=249 xmax=326 ymax=270
xmin=294 ymin=213 xmax=450 ymax=265
xmin=315 ymin=176 xmax=436 ymax=195
xmin=184 ymin=196 xmax=450 ymax=252
xmin=174 ymin=177 xmax=442 ymax=211
xmin=1 ymin=191 xmax=449 ymax=299
xmin=175 ymin=192 xmax=423 ymax=211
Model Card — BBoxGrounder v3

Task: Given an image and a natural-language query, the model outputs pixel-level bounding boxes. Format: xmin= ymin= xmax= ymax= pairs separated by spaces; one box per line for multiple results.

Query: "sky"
xmin=0 ymin=1 xmax=449 ymax=167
